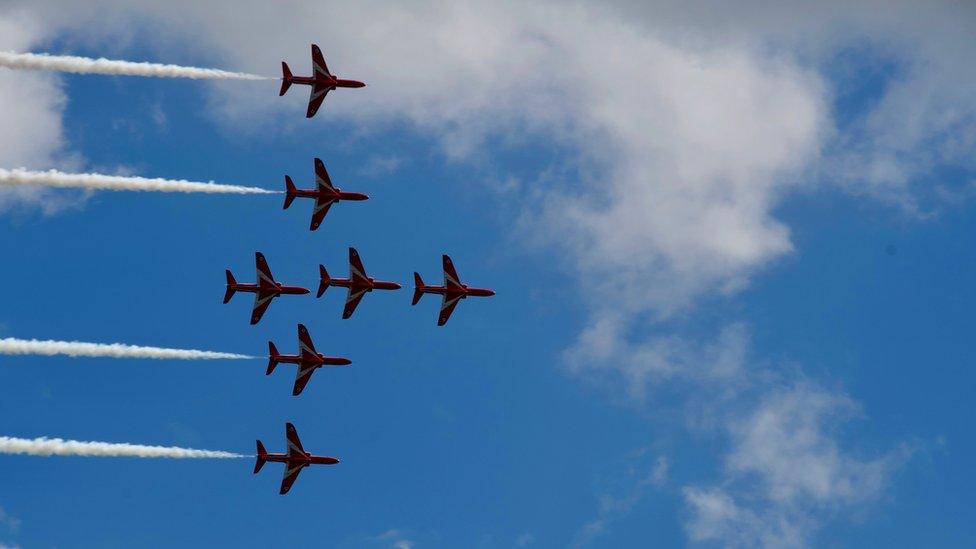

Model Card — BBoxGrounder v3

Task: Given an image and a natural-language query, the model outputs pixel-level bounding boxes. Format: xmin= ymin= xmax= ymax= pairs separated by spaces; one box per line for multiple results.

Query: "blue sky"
xmin=0 ymin=2 xmax=975 ymax=548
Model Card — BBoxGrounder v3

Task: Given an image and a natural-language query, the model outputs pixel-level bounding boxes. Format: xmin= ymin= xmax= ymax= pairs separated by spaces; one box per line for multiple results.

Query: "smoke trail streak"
xmin=0 ymin=168 xmax=277 ymax=195
xmin=0 ymin=51 xmax=271 ymax=80
xmin=0 ymin=338 xmax=254 ymax=360
xmin=0 ymin=436 xmax=245 ymax=458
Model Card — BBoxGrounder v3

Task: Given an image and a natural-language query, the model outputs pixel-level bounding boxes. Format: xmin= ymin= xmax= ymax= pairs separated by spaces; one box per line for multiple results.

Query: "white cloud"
xmin=682 ymin=382 xmax=910 ymax=548
xmin=0 ymin=8 xmax=73 ymax=215
xmin=726 ymin=384 xmax=894 ymax=505
xmin=566 ymin=320 xmax=750 ymax=403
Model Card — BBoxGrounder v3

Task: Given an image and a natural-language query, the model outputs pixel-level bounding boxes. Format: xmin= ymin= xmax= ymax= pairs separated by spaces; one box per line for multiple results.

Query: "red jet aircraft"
xmin=254 ymin=422 xmax=340 ymax=495
xmin=284 ymin=158 xmax=369 ymax=231
xmin=318 ymin=247 xmax=402 ymax=319
xmin=267 ymin=324 xmax=351 ymax=396
xmin=280 ymin=44 xmax=365 ymax=118
xmin=224 ymin=252 xmax=310 ymax=325
xmin=413 ymin=255 xmax=495 ymax=326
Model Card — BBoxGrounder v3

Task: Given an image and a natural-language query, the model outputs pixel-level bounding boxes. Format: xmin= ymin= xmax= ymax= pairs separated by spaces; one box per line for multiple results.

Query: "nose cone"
xmin=296 ymin=287 xmax=311 ymax=295
xmin=391 ymin=282 xmax=402 ymax=290
xmin=487 ymin=290 xmax=496 ymax=296
xmin=336 ymin=358 xmax=352 ymax=366
xmin=350 ymin=80 xmax=366 ymax=88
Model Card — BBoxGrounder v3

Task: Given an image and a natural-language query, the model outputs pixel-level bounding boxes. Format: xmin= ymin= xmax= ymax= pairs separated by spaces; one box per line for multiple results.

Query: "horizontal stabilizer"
xmin=223 ymin=270 xmax=237 ymax=304
xmin=283 ymin=175 xmax=297 ymax=209
xmin=254 ymin=440 xmax=267 ymax=474
xmin=279 ymin=62 xmax=293 ymax=96
xmin=412 ymin=272 xmax=424 ymax=306
xmin=267 ymin=342 xmax=279 ymax=375
xmin=317 ymin=264 xmax=330 ymax=298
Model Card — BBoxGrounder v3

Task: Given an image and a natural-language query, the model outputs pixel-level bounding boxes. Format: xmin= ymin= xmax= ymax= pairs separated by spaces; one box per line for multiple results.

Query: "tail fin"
xmin=254 ymin=440 xmax=267 ymax=474
xmin=317 ymin=264 xmax=330 ymax=298
xmin=412 ymin=272 xmax=424 ymax=306
xmin=267 ymin=342 xmax=279 ymax=375
xmin=279 ymin=62 xmax=293 ymax=96
xmin=223 ymin=270 xmax=237 ymax=304
xmin=283 ymin=175 xmax=297 ymax=209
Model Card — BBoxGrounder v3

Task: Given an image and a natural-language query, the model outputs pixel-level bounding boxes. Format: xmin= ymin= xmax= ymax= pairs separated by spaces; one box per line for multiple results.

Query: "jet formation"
xmin=234 ymin=45 xmax=495 ymax=494
xmin=224 ymin=250 xmax=492 ymax=329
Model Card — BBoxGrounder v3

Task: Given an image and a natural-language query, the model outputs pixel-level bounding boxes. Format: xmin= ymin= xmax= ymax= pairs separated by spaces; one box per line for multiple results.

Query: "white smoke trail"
xmin=0 ymin=436 xmax=244 ymax=458
xmin=0 ymin=51 xmax=271 ymax=80
xmin=0 ymin=338 xmax=254 ymax=360
xmin=0 ymin=168 xmax=277 ymax=195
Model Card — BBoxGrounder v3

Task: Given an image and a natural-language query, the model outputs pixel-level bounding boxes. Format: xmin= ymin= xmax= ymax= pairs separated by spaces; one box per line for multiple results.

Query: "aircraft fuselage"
xmin=291 ymin=188 xmax=370 ymax=202
xmin=289 ymin=74 xmax=366 ymax=89
xmin=229 ymin=282 xmax=310 ymax=297
xmin=261 ymin=452 xmax=340 ymax=466
xmin=273 ymin=352 xmax=352 ymax=368
xmin=324 ymin=276 xmax=402 ymax=292
xmin=418 ymin=284 xmax=496 ymax=299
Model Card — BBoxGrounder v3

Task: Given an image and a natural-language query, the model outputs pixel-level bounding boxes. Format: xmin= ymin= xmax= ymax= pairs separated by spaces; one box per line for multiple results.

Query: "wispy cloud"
xmin=358 ymin=155 xmax=406 ymax=178
xmin=373 ymin=529 xmax=415 ymax=549
xmin=572 ymin=450 xmax=669 ymax=547
xmin=0 ymin=507 xmax=19 ymax=534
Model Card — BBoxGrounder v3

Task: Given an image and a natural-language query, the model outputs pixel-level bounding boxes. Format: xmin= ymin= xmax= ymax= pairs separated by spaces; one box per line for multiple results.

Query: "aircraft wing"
xmin=256 ymin=252 xmax=276 ymax=287
xmin=250 ymin=291 xmax=275 ymax=325
xmin=311 ymin=44 xmax=331 ymax=78
xmin=292 ymin=363 xmax=317 ymax=396
xmin=309 ymin=196 xmax=335 ymax=231
xmin=349 ymin=247 xmax=369 ymax=283
xmin=314 ymin=158 xmax=335 ymax=191
xmin=438 ymin=293 xmax=463 ymax=326
xmin=342 ymin=287 xmax=368 ymax=319
xmin=286 ymin=422 xmax=306 ymax=456
xmin=297 ymin=324 xmax=317 ymax=355
xmin=306 ymin=84 xmax=330 ymax=118
xmin=279 ymin=461 xmax=304 ymax=495
xmin=442 ymin=255 xmax=463 ymax=289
